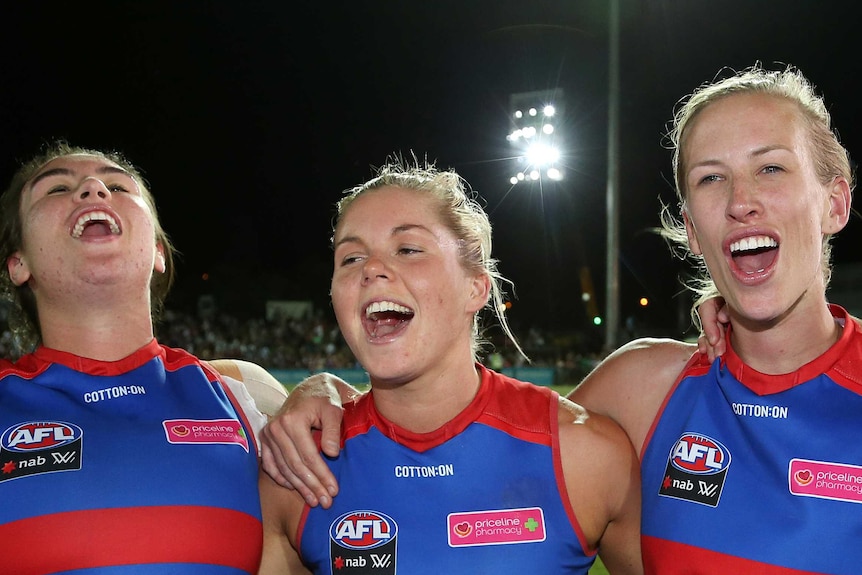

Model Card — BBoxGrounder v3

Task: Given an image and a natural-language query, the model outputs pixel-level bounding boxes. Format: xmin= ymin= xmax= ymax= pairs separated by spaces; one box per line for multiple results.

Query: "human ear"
xmin=154 ymin=243 xmax=166 ymax=274
xmin=6 ymin=252 xmax=31 ymax=287
xmin=822 ymin=176 xmax=851 ymax=235
xmin=466 ymin=273 xmax=491 ymax=314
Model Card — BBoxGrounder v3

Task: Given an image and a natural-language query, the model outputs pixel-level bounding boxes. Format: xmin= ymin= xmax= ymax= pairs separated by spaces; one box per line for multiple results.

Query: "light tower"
xmin=507 ymin=89 xmax=565 ymax=187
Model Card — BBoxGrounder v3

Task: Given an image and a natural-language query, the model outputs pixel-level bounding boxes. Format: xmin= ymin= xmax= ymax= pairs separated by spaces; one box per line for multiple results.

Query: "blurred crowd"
xmin=0 ymin=305 xmax=606 ymax=386
xmin=157 ymin=308 xmax=607 ymax=386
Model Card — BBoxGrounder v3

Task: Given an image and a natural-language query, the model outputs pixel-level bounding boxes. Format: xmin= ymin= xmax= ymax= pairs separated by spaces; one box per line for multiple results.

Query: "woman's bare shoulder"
xmin=582 ymin=337 xmax=696 ymax=393
xmin=568 ymin=338 xmax=698 ymax=447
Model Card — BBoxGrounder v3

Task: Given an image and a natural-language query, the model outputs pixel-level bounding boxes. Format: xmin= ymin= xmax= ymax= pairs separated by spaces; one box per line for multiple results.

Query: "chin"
xmin=733 ymin=297 xmax=792 ymax=325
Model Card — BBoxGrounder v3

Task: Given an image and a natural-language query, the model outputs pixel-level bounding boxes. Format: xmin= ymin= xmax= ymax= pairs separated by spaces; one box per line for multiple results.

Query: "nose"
xmin=75 ymin=177 xmax=111 ymax=201
xmin=726 ymin=176 xmax=761 ymax=222
xmin=361 ymin=255 xmax=390 ymax=285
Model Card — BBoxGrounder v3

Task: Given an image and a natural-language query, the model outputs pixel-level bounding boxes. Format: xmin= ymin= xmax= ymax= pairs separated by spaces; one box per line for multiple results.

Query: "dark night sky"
xmin=3 ymin=1 xmax=861 ymax=336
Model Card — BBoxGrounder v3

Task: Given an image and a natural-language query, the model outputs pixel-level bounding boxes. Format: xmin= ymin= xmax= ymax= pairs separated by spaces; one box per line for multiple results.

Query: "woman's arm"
xmin=260 ymin=372 xmax=361 ymax=508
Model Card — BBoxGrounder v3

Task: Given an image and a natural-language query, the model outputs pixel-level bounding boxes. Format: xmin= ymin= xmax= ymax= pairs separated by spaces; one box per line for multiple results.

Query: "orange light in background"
xmin=639 ymin=297 xmax=648 ymax=307
xmin=202 ymin=273 xmax=210 ymax=281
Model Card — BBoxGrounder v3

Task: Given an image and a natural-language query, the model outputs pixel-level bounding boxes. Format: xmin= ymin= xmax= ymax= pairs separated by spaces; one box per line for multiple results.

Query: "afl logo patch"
xmin=659 ymin=432 xmax=731 ymax=507
xmin=328 ymin=510 xmax=398 ymax=574
xmin=2 ymin=421 xmax=82 ymax=452
xmin=331 ymin=510 xmax=396 ymax=550
xmin=0 ymin=422 xmax=83 ymax=482
xmin=670 ymin=433 xmax=731 ymax=474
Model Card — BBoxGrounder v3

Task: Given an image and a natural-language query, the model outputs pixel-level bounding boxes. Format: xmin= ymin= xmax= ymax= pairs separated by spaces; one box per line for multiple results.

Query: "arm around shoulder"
xmin=260 ymin=372 xmax=362 ymax=509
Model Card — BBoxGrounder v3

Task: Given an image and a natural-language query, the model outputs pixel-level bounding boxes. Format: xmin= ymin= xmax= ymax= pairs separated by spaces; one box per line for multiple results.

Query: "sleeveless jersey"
xmin=641 ymin=304 xmax=862 ymax=574
xmin=297 ymin=364 xmax=594 ymax=574
xmin=0 ymin=340 xmax=262 ymax=575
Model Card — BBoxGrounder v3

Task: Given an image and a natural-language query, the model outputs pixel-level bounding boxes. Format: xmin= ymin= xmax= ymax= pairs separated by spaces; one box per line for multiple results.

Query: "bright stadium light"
xmin=507 ymin=89 xmax=565 ymax=186
xmin=526 ymin=143 xmax=560 ymax=167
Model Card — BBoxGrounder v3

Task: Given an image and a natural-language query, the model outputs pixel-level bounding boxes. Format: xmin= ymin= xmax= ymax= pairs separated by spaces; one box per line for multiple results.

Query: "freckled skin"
xmin=9 ymin=154 xmax=165 ymax=359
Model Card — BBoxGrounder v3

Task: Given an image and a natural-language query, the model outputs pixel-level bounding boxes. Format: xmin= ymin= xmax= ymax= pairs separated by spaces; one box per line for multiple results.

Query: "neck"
xmin=730 ymin=301 xmax=839 ymax=375
xmin=370 ymin=356 xmax=482 ymax=433
xmin=36 ymin=291 xmax=157 ymax=362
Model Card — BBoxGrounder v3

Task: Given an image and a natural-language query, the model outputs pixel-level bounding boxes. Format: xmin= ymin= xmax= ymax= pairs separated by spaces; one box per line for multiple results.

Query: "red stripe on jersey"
xmin=0 ymin=505 xmax=262 ymax=575
xmin=643 ymin=536 xmax=816 ymax=575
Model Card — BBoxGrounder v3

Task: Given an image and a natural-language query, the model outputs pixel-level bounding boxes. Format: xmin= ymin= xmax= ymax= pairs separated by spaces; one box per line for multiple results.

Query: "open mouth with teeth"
xmin=363 ymin=300 xmax=415 ymax=339
xmin=730 ymin=235 xmax=778 ymax=275
xmin=71 ymin=211 xmax=120 ymax=239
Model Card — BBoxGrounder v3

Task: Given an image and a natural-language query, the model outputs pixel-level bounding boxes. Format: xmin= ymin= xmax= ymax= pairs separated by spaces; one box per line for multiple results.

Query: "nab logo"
xmin=330 ymin=510 xmax=397 ymax=550
xmin=670 ymin=433 xmax=731 ymax=475
xmin=2 ymin=422 xmax=82 ymax=452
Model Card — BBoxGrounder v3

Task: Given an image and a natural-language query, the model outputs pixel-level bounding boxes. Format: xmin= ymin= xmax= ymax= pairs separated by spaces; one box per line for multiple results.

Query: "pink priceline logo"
xmin=163 ymin=419 xmax=249 ymax=452
xmin=447 ymin=507 xmax=545 ymax=547
xmin=789 ymin=458 xmax=862 ymax=504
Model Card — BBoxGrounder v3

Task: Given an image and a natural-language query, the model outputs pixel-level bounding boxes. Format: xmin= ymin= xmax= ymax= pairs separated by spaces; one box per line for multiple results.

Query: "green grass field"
xmin=590 ymin=557 xmax=609 ymax=575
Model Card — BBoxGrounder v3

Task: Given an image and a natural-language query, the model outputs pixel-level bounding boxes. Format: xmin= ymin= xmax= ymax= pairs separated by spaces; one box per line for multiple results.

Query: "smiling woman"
xmin=261 ymin=63 xmax=862 ymax=575
xmin=257 ymin=158 xmax=643 ymax=575
xmin=0 ymin=142 xmax=174 ymax=355
xmin=0 ymin=141 xmax=266 ymax=574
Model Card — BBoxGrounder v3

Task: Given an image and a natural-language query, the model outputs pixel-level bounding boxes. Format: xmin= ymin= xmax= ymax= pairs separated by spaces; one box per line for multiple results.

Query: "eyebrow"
xmin=687 ymin=145 xmax=794 ymax=172
xmin=28 ymin=165 xmax=132 ymax=190
xmin=333 ymin=223 xmax=430 ymax=249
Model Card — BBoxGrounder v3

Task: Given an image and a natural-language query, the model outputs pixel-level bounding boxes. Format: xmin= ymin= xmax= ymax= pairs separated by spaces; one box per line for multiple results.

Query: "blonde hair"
xmin=333 ymin=155 xmax=528 ymax=363
xmin=659 ymin=64 xmax=854 ymax=328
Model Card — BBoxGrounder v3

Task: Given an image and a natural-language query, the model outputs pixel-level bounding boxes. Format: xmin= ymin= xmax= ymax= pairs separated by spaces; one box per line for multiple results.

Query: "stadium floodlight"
xmin=525 ymin=143 xmax=560 ymax=168
xmin=547 ymin=167 xmax=563 ymax=181
xmin=507 ymin=89 xmax=565 ymax=185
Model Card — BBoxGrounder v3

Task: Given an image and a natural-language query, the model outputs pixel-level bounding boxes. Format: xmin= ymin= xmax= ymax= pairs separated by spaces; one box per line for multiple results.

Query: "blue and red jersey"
xmin=0 ymin=340 xmax=262 ymax=574
xmin=297 ymin=364 xmax=595 ymax=574
xmin=641 ymin=304 xmax=862 ymax=574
